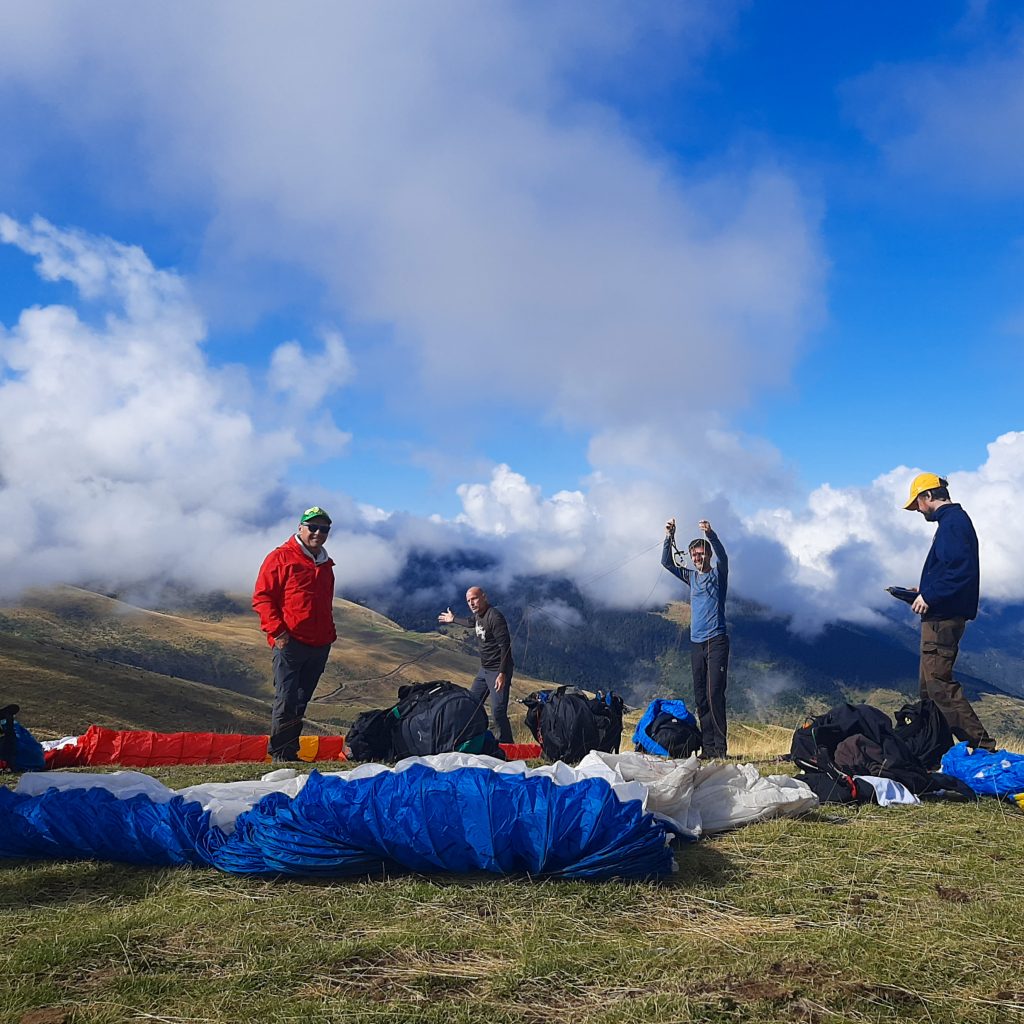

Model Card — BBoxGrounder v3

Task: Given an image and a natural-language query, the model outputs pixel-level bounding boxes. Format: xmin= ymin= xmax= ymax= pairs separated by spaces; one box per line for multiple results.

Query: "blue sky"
xmin=1 ymin=1 xmax=1022 ymax=624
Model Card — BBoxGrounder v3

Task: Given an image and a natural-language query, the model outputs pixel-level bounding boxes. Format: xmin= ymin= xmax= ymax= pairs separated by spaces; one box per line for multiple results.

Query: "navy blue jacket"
xmin=918 ymin=503 xmax=979 ymax=621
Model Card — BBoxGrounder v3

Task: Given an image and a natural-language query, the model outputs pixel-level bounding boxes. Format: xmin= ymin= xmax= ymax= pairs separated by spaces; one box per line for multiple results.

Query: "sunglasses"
xmin=303 ymin=523 xmax=331 ymax=534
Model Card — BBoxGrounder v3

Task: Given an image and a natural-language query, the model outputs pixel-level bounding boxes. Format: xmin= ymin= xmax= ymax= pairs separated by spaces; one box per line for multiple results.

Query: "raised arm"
xmin=661 ymin=522 xmax=690 ymax=586
xmin=701 ymin=521 xmax=728 ymax=577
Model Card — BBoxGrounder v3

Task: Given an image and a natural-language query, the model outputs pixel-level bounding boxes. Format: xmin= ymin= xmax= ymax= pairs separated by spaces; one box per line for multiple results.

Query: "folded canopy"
xmin=2 ymin=758 xmax=674 ymax=880
xmin=43 ymin=725 xmax=542 ymax=769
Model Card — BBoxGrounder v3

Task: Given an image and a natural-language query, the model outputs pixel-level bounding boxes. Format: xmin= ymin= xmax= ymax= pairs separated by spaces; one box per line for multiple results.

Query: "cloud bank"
xmin=0 ymin=215 xmax=380 ymax=595
xmin=0 ymin=1 xmax=823 ymax=444
xmin=3 ymin=216 xmax=1023 ymax=633
xmin=0 ymin=7 xmax=1021 ymax=634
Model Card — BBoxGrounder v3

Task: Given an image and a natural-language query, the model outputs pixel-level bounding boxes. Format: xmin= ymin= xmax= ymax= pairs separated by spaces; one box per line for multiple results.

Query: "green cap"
xmin=300 ymin=506 xmax=332 ymax=524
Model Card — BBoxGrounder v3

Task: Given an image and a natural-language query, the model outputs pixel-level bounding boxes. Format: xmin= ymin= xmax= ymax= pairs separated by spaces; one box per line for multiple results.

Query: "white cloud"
xmin=529 ymin=600 xmax=585 ymax=631
xmin=456 ymin=464 xmax=592 ymax=539
xmin=0 ymin=2 xmax=824 ymax=443
xmin=0 ymin=216 xmax=365 ymax=596
xmin=745 ymin=433 xmax=1024 ymax=624
xmin=4 ymin=9 xmax=1018 ymax=636
xmin=443 ymin=433 xmax=1024 ymax=630
xmin=2 ymin=219 xmax=1022 ymax=634
xmin=270 ymin=330 xmax=354 ymax=407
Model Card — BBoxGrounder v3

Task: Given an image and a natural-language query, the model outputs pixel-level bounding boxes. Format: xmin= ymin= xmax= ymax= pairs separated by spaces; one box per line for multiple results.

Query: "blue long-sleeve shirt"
xmin=918 ymin=503 xmax=979 ymax=621
xmin=661 ymin=529 xmax=729 ymax=643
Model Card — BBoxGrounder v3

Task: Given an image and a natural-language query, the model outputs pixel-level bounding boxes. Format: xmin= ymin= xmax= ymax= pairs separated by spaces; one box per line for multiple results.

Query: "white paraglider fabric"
xmin=15 ymin=751 xmax=816 ymax=837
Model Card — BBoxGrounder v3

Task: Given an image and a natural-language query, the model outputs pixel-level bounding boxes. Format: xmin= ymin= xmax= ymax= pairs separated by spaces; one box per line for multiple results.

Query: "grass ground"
xmin=3 ymin=734 xmax=1023 ymax=1024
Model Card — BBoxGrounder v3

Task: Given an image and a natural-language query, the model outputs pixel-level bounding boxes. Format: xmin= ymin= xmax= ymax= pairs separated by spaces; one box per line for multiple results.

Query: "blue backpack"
xmin=0 ymin=704 xmax=45 ymax=772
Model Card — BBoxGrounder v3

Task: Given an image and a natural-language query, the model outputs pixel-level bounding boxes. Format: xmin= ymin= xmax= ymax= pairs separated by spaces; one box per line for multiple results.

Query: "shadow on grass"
xmin=672 ymin=839 xmax=736 ymax=885
xmin=0 ymin=860 xmax=170 ymax=909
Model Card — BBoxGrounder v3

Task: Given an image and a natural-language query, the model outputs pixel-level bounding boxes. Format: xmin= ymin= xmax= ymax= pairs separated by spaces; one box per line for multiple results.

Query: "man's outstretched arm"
xmin=662 ymin=520 xmax=690 ymax=585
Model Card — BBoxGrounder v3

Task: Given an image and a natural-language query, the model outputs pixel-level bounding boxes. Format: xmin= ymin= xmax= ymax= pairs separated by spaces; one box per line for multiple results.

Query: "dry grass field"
xmin=2 ymin=748 xmax=1023 ymax=1024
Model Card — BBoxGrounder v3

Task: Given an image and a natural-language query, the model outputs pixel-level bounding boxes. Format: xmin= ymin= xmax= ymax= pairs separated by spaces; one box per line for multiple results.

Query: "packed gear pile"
xmin=790 ymin=700 xmax=977 ymax=804
xmin=522 ymin=686 xmax=625 ymax=763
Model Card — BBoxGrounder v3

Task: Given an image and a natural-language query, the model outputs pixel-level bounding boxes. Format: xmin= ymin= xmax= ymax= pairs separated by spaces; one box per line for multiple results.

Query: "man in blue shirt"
xmin=662 ymin=518 xmax=729 ymax=758
xmin=904 ymin=473 xmax=995 ymax=751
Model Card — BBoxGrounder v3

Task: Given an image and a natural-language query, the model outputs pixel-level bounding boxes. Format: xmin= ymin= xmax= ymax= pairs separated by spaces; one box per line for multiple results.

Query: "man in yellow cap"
xmin=903 ymin=474 xmax=995 ymax=751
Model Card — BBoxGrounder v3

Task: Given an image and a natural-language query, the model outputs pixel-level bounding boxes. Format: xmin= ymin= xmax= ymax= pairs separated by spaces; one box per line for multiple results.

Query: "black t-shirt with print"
xmin=453 ymin=605 xmax=514 ymax=675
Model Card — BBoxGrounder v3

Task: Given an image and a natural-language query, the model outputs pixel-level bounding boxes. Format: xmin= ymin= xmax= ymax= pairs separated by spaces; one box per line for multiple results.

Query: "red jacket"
xmin=252 ymin=536 xmax=337 ymax=647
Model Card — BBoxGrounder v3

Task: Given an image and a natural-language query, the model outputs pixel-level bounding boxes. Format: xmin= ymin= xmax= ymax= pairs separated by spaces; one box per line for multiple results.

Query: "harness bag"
xmin=790 ymin=703 xmax=906 ymax=773
xmin=633 ymin=698 xmax=702 ymax=758
xmin=648 ymin=712 xmax=702 ymax=758
xmin=523 ymin=686 xmax=624 ymax=764
xmin=392 ymin=680 xmax=501 ymax=759
xmin=345 ymin=709 xmax=396 ymax=763
xmin=594 ymin=690 xmax=626 ymax=754
xmin=892 ymin=698 xmax=953 ymax=770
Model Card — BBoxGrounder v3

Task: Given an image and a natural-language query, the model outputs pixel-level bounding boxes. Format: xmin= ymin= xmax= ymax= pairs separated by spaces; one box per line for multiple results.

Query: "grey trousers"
xmin=470 ymin=668 xmax=514 ymax=744
xmin=270 ymin=639 xmax=331 ymax=760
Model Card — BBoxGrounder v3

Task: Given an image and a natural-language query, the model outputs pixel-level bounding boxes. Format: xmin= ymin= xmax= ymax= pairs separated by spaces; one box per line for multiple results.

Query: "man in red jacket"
xmin=253 ymin=506 xmax=337 ymax=762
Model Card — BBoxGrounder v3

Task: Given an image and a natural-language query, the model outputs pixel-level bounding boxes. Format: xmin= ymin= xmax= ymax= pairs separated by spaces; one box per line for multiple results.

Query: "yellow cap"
xmin=904 ymin=472 xmax=946 ymax=510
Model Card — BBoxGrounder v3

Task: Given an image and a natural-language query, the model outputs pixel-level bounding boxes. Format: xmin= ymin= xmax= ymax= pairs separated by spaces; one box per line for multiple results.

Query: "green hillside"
xmin=2 ymin=584 xmax=1021 ymax=751
xmin=0 ymin=585 xmax=557 ymax=740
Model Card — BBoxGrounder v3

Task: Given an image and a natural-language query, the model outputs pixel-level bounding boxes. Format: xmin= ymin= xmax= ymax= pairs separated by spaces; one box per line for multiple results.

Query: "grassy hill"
xmin=0 ymin=585 xmax=560 ymax=740
xmin=2 ymin=584 xmax=1021 ymax=750
xmin=0 ymin=631 xmax=273 ymax=737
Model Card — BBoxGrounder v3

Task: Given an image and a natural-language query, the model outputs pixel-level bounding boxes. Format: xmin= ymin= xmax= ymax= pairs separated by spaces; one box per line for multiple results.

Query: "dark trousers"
xmin=269 ymin=639 xmax=331 ymax=760
xmin=470 ymin=667 xmax=514 ymax=744
xmin=919 ymin=618 xmax=994 ymax=750
xmin=691 ymin=633 xmax=729 ymax=757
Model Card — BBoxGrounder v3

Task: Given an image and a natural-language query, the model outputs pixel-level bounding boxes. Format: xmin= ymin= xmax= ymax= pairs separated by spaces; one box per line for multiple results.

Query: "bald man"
xmin=438 ymin=586 xmax=515 ymax=744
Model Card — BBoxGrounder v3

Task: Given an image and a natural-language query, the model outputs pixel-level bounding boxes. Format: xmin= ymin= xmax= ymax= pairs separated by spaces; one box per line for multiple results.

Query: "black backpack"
xmin=345 ymin=708 xmax=396 ymax=762
xmin=892 ymin=699 xmax=954 ymax=771
xmin=593 ymin=690 xmax=626 ymax=754
xmin=392 ymin=680 xmax=502 ymax=759
xmin=790 ymin=703 xmax=915 ymax=775
xmin=646 ymin=711 xmax=702 ymax=758
xmin=523 ymin=687 xmax=624 ymax=764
